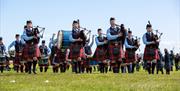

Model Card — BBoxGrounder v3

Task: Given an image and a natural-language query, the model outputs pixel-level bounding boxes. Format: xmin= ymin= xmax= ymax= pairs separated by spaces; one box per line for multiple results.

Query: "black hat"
xmin=15 ymin=34 xmax=20 ymax=37
xmin=110 ymin=17 xmax=115 ymax=21
xmin=128 ymin=30 xmax=132 ymax=33
xmin=97 ymin=28 xmax=102 ymax=32
xmin=26 ymin=20 xmax=32 ymax=24
xmin=42 ymin=40 xmax=45 ymax=43
xmin=146 ymin=24 xmax=152 ymax=29
xmin=0 ymin=37 xmax=2 ymax=41
xmin=170 ymin=50 xmax=173 ymax=53
xmin=73 ymin=20 xmax=78 ymax=24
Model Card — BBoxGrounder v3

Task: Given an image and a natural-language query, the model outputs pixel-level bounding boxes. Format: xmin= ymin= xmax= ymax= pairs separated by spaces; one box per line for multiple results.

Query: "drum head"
xmin=62 ymin=30 xmax=72 ymax=49
xmin=57 ymin=30 xmax=63 ymax=49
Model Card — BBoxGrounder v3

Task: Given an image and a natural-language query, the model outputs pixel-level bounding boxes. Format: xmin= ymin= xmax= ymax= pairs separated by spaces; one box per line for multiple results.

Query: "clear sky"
xmin=0 ymin=0 xmax=180 ymax=54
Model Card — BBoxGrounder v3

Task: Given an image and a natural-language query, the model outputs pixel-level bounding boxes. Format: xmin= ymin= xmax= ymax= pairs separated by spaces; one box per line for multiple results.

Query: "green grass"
xmin=0 ymin=67 xmax=180 ymax=91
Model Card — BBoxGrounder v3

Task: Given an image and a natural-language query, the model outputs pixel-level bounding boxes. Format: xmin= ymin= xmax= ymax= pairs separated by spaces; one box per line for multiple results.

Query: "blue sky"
xmin=0 ymin=0 xmax=179 ymax=54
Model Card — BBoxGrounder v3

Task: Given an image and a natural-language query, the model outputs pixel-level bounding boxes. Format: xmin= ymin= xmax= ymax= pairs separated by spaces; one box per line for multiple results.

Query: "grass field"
xmin=0 ymin=67 xmax=180 ymax=91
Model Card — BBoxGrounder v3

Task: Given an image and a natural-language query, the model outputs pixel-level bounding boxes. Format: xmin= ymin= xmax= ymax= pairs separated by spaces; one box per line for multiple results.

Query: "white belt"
xmin=41 ymin=55 xmax=48 ymax=59
xmin=0 ymin=54 xmax=5 ymax=57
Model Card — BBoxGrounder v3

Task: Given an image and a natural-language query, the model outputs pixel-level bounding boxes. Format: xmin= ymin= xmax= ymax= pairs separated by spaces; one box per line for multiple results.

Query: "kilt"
xmin=52 ymin=56 xmax=60 ymax=65
xmin=69 ymin=43 xmax=84 ymax=60
xmin=83 ymin=58 xmax=91 ymax=67
xmin=38 ymin=59 xmax=49 ymax=66
xmin=14 ymin=53 xmax=23 ymax=65
xmin=58 ymin=51 xmax=66 ymax=64
xmin=52 ymin=48 xmax=66 ymax=65
xmin=22 ymin=44 xmax=41 ymax=60
xmin=93 ymin=46 xmax=107 ymax=62
xmin=108 ymin=42 xmax=124 ymax=62
xmin=143 ymin=46 xmax=159 ymax=61
xmin=125 ymin=50 xmax=136 ymax=63
xmin=0 ymin=57 xmax=6 ymax=65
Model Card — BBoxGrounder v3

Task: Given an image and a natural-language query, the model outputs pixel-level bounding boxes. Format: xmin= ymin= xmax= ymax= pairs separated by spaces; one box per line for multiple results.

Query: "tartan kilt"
xmin=108 ymin=43 xmax=124 ymax=62
xmin=58 ymin=52 xmax=66 ymax=64
xmin=83 ymin=57 xmax=92 ymax=67
xmin=52 ymin=54 xmax=66 ymax=65
xmin=125 ymin=50 xmax=136 ymax=63
xmin=22 ymin=44 xmax=41 ymax=60
xmin=52 ymin=56 xmax=60 ymax=65
xmin=93 ymin=47 xmax=107 ymax=62
xmin=14 ymin=53 xmax=23 ymax=65
xmin=69 ymin=43 xmax=84 ymax=60
xmin=143 ymin=47 xmax=159 ymax=61
xmin=38 ymin=59 xmax=49 ymax=66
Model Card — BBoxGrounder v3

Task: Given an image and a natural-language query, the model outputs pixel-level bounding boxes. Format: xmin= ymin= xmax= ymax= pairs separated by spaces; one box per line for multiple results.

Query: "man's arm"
xmin=142 ymin=34 xmax=154 ymax=45
xmin=124 ymin=38 xmax=135 ymax=48
xmin=8 ymin=41 xmax=15 ymax=51
xmin=21 ymin=31 xmax=33 ymax=41
xmin=107 ymin=29 xmax=119 ymax=40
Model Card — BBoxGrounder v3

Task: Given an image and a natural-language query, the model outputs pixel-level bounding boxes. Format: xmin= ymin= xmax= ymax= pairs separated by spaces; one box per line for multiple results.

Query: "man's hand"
xmin=118 ymin=32 xmax=123 ymax=37
xmin=156 ymin=40 xmax=160 ymax=43
xmin=152 ymin=41 xmax=156 ymax=44
xmin=77 ymin=38 xmax=83 ymax=41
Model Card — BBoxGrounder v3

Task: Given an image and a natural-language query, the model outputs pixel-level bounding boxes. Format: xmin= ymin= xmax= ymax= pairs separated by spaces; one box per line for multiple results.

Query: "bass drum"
xmin=57 ymin=30 xmax=72 ymax=49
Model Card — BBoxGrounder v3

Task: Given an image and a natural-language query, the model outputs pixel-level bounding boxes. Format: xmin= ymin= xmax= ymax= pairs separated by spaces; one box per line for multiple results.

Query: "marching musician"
xmin=124 ymin=30 xmax=138 ymax=73
xmin=69 ymin=20 xmax=84 ymax=74
xmin=174 ymin=53 xmax=180 ymax=71
xmin=142 ymin=23 xmax=159 ymax=74
xmin=164 ymin=48 xmax=171 ymax=75
xmin=38 ymin=40 xmax=50 ymax=72
xmin=49 ymin=32 xmax=68 ymax=73
xmin=8 ymin=34 xmax=25 ymax=73
xmin=169 ymin=50 xmax=174 ymax=71
xmin=83 ymin=34 xmax=95 ymax=73
xmin=21 ymin=20 xmax=43 ymax=74
xmin=0 ymin=37 xmax=6 ymax=73
xmin=106 ymin=17 xmax=126 ymax=73
xmin=51 ymin=44 xmax=63 ymax=73
xmin=156 ymin=49 xmax=164 ymax=74
xmin=94 ymin=28 xmax=108 ymax=73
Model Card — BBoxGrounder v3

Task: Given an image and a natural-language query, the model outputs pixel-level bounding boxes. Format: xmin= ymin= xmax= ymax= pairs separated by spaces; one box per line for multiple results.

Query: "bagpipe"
xmin=128 ymin=28 xmax=140 ymax=51
xmin=113 ymin=24 xmax=127 ymax=47
xmin=32 ymin=26 xmax=45 ymax=44
xmin=133 ymin=36 xmax=141 ymax=51
xmin=77 ymin=19 xmax=91 ymax=46
xmin=148 ymin=21 xmax=163 ymax=48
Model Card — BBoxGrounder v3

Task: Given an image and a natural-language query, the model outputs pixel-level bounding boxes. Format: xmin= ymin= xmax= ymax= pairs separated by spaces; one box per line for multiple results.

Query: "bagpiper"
xmin=124 ymin=30 xmax=139 ymax=73
xmin=0 ymin=37 xmax=6 ymax=73
xmin=142 ymin=21 xmax=159 ymax=74
xmin=94 ymin=28 xmax=108 ymax=73
xmin=21 ymin=20 xmax=44 ymax=74
xmin=106 ymin=17 xmax=127 ymax=73
xmin=8 ymin=34 xmax=25 ymax=73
